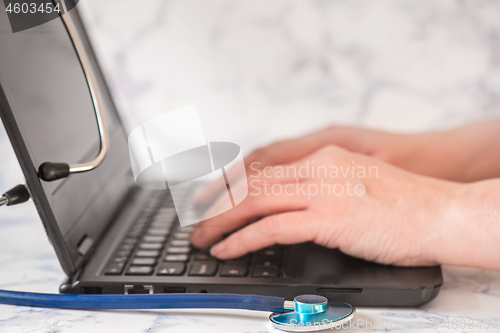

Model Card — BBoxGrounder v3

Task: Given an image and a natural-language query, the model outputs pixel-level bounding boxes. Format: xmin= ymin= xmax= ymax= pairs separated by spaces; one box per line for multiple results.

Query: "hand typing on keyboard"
xmin=104 ymin=198 xmax=285 ymax=278
xmin=191 ymin=120 xmax=500 ymax=272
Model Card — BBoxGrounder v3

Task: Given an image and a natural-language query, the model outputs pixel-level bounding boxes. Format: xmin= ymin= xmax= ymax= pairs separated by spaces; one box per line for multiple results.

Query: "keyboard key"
xmin=189 ymin=261 xmax=218 ymax=276
xmin=165 ymin=254 xmax=189 ymax=262
xmin=104 ymin=263 xmax=124 ymax=275
xmin=193 ymin=252 xmax=214 ymax=261
xmin=220 ymin=265 xmax=248 ymax=277
xmin=154 ymin=209 xmax=175 ymax=217
xmin=151 ymin=221 xmax=173 ymax=228
xmin=136 ymin=250 xmax=161 ymax=257
xmin=143 ymin=236 xmax=166 ymax=243
xmin=224 ymin=255 xmax=250 ymax=265
xmin=255 ymin=249 xmax=282 ymax=258
xmin=113 ymin=256 xmax=128 ymax=263
xmin=156 ymin=207 xmax=176 ymax=215
xmin=139 ymin=243 xmax=163 ymax=250
xmin=123 ymin=238 xmax=137 ymax=245
xmin=253 ymin=257 xmax=280 ymax=269
xmin=116 ymin=250 xmax=132 ymax=257
xmin=132 ymin=257 xmax=157 ymax=265
xmin=170 ymin=240 xmax=190 ymax=247
xmin=128 ymin=227 xmax=143 ymax=238
xmin=173 ymin=233 xmax=190 ymax=240
xmin=126 ymin=266 xmax=153 ymax=275
xmin=223 ymin=259 xmax=248 ymax=266
xmin=119 ymin=244 xmax=134 ymax=251
xmin=154 ymin=210 xmax=175 ymax=217
xmin=149 ymin=224 xmax=170 ymax=230
xmin=252 ymin=267 xmax=279 ymax=278
xmin=147 ymin=229 xmax=170 ymax=236
xmin=157 ymin=262 xmax=186 ymax=276
xmin=167 ymin=247 xmax=191 ymax=254
xmin=152 ymin=218 xmax=175 ymax=225
xmin=155 ymin=213 xmax=176 ymax=219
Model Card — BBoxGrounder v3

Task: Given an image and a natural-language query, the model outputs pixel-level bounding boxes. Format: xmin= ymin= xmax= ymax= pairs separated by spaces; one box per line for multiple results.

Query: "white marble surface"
xmin=2 ymin=0 xmax=500 ymax=331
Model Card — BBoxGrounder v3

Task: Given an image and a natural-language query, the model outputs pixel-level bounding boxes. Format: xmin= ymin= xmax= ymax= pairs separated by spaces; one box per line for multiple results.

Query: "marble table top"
xmin=2 ymin=0 xmax=500 ymax=331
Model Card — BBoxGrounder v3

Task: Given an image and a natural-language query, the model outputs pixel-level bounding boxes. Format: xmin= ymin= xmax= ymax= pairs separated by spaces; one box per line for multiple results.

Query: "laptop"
xmin=0 ymin=4 xmax=442 ymax=306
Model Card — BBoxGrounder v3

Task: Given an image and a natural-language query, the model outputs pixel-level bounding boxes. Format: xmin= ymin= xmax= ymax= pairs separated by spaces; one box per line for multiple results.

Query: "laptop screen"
xmin=0 ymin=7 xmax=133 ymax=275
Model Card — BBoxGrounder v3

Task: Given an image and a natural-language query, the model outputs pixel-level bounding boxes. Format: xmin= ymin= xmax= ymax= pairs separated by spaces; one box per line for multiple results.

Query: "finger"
xmin=194 ymin=156 xmax=308 ymax=212
xmin=192 ymin=174 xmax=231 ymax=207
xmin=193 ymin=157 xmax=261 ymax=207
xmin=243 ymin=142 xmax=295 ymax=169
xmin=209 ymin=210 xmax=315 ymax=259
xmin=194 ymin=136 xmax=324 ymax=207
xmin=193 ymin=171 xmax=255 ymax=225
xmin=190 ymin=181 xmax=309 ymax=249
xmin=243 ymin=149 xmax=263 ymax=168
xmin=201 ymin=161 xmax=309 ymax=222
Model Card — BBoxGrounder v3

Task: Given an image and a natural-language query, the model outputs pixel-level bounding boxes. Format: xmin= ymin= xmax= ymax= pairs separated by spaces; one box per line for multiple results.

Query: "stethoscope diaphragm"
xmin=269 ymin=295 xmax=355 ymax=332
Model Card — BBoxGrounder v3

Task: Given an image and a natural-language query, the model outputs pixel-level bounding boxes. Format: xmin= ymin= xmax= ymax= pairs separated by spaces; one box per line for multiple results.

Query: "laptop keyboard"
xmin=103 ymin=193 xmax=284 ymax=278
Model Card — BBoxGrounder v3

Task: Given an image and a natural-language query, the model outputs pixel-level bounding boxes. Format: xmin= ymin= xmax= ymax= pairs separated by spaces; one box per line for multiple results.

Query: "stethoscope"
xmin=0 ymin=0 xmax=107 ymax=206
xmin=36 ymin=0 xmax=109 ymax=183
xmin=0 ymin=289 xmax=355 ymax=332
xmin=0 ymin=2 xmax=356 ymax=331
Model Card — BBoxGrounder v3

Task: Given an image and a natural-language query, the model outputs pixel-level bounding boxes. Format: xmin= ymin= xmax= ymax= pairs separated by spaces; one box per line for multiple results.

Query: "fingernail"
xmin=210 ymin=242 xmax=225 ymax=257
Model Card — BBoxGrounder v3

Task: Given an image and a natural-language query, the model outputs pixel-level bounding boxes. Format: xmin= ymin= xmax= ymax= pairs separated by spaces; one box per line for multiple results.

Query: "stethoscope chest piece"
xmin=269 ymin=295 xmax=355 ymax=332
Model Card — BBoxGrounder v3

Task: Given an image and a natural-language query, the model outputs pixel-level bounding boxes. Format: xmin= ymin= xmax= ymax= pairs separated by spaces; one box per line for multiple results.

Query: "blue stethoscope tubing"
xmin=0 ymin=289 xmax=286 ymax=312
xmin=0 ymin=289 xmax=356 ymax=332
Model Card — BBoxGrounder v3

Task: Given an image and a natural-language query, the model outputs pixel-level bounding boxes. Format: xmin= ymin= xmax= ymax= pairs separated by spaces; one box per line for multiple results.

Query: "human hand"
xmin=194 ymin=125 xmax=415 ymax=207
xmin=191 ymin=145 xmax=464 ymax=266
xmin=195 ymin=119 xmax=500 ymax=208
xmin=237 ymin=118 xmax=500 ymax=183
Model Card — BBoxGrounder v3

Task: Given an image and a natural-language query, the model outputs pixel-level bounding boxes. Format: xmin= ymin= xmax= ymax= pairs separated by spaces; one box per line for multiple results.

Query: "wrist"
xmin=401 ymin=131 xmax=467 ymax=181
xmin=434 ymin=179 xmax=500 ymax=271
xmin=410 ymin=119 xmax=500 ymax=182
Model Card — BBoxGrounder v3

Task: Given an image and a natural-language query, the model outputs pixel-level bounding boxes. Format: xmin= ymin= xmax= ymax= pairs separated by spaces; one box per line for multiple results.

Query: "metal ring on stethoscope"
xmin=269 ymin=295 xmax=356 ymax=332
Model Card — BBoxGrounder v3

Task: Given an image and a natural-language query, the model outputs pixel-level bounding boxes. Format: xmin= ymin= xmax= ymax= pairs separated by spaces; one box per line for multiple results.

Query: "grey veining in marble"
xmin=1 ymin=0 xmax=500 ymax=332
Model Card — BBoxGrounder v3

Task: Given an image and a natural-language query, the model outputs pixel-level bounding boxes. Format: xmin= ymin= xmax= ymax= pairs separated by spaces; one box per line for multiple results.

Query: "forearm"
xmin=435 ymin=179 xmax=500 ymax=271
xmin=414 ymin=118 xmax=500 ymax=182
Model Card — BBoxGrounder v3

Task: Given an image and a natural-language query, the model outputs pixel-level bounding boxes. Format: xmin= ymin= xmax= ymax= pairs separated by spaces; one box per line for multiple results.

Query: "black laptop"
xmin=0 ymin=4 xmax=442 ymax=306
